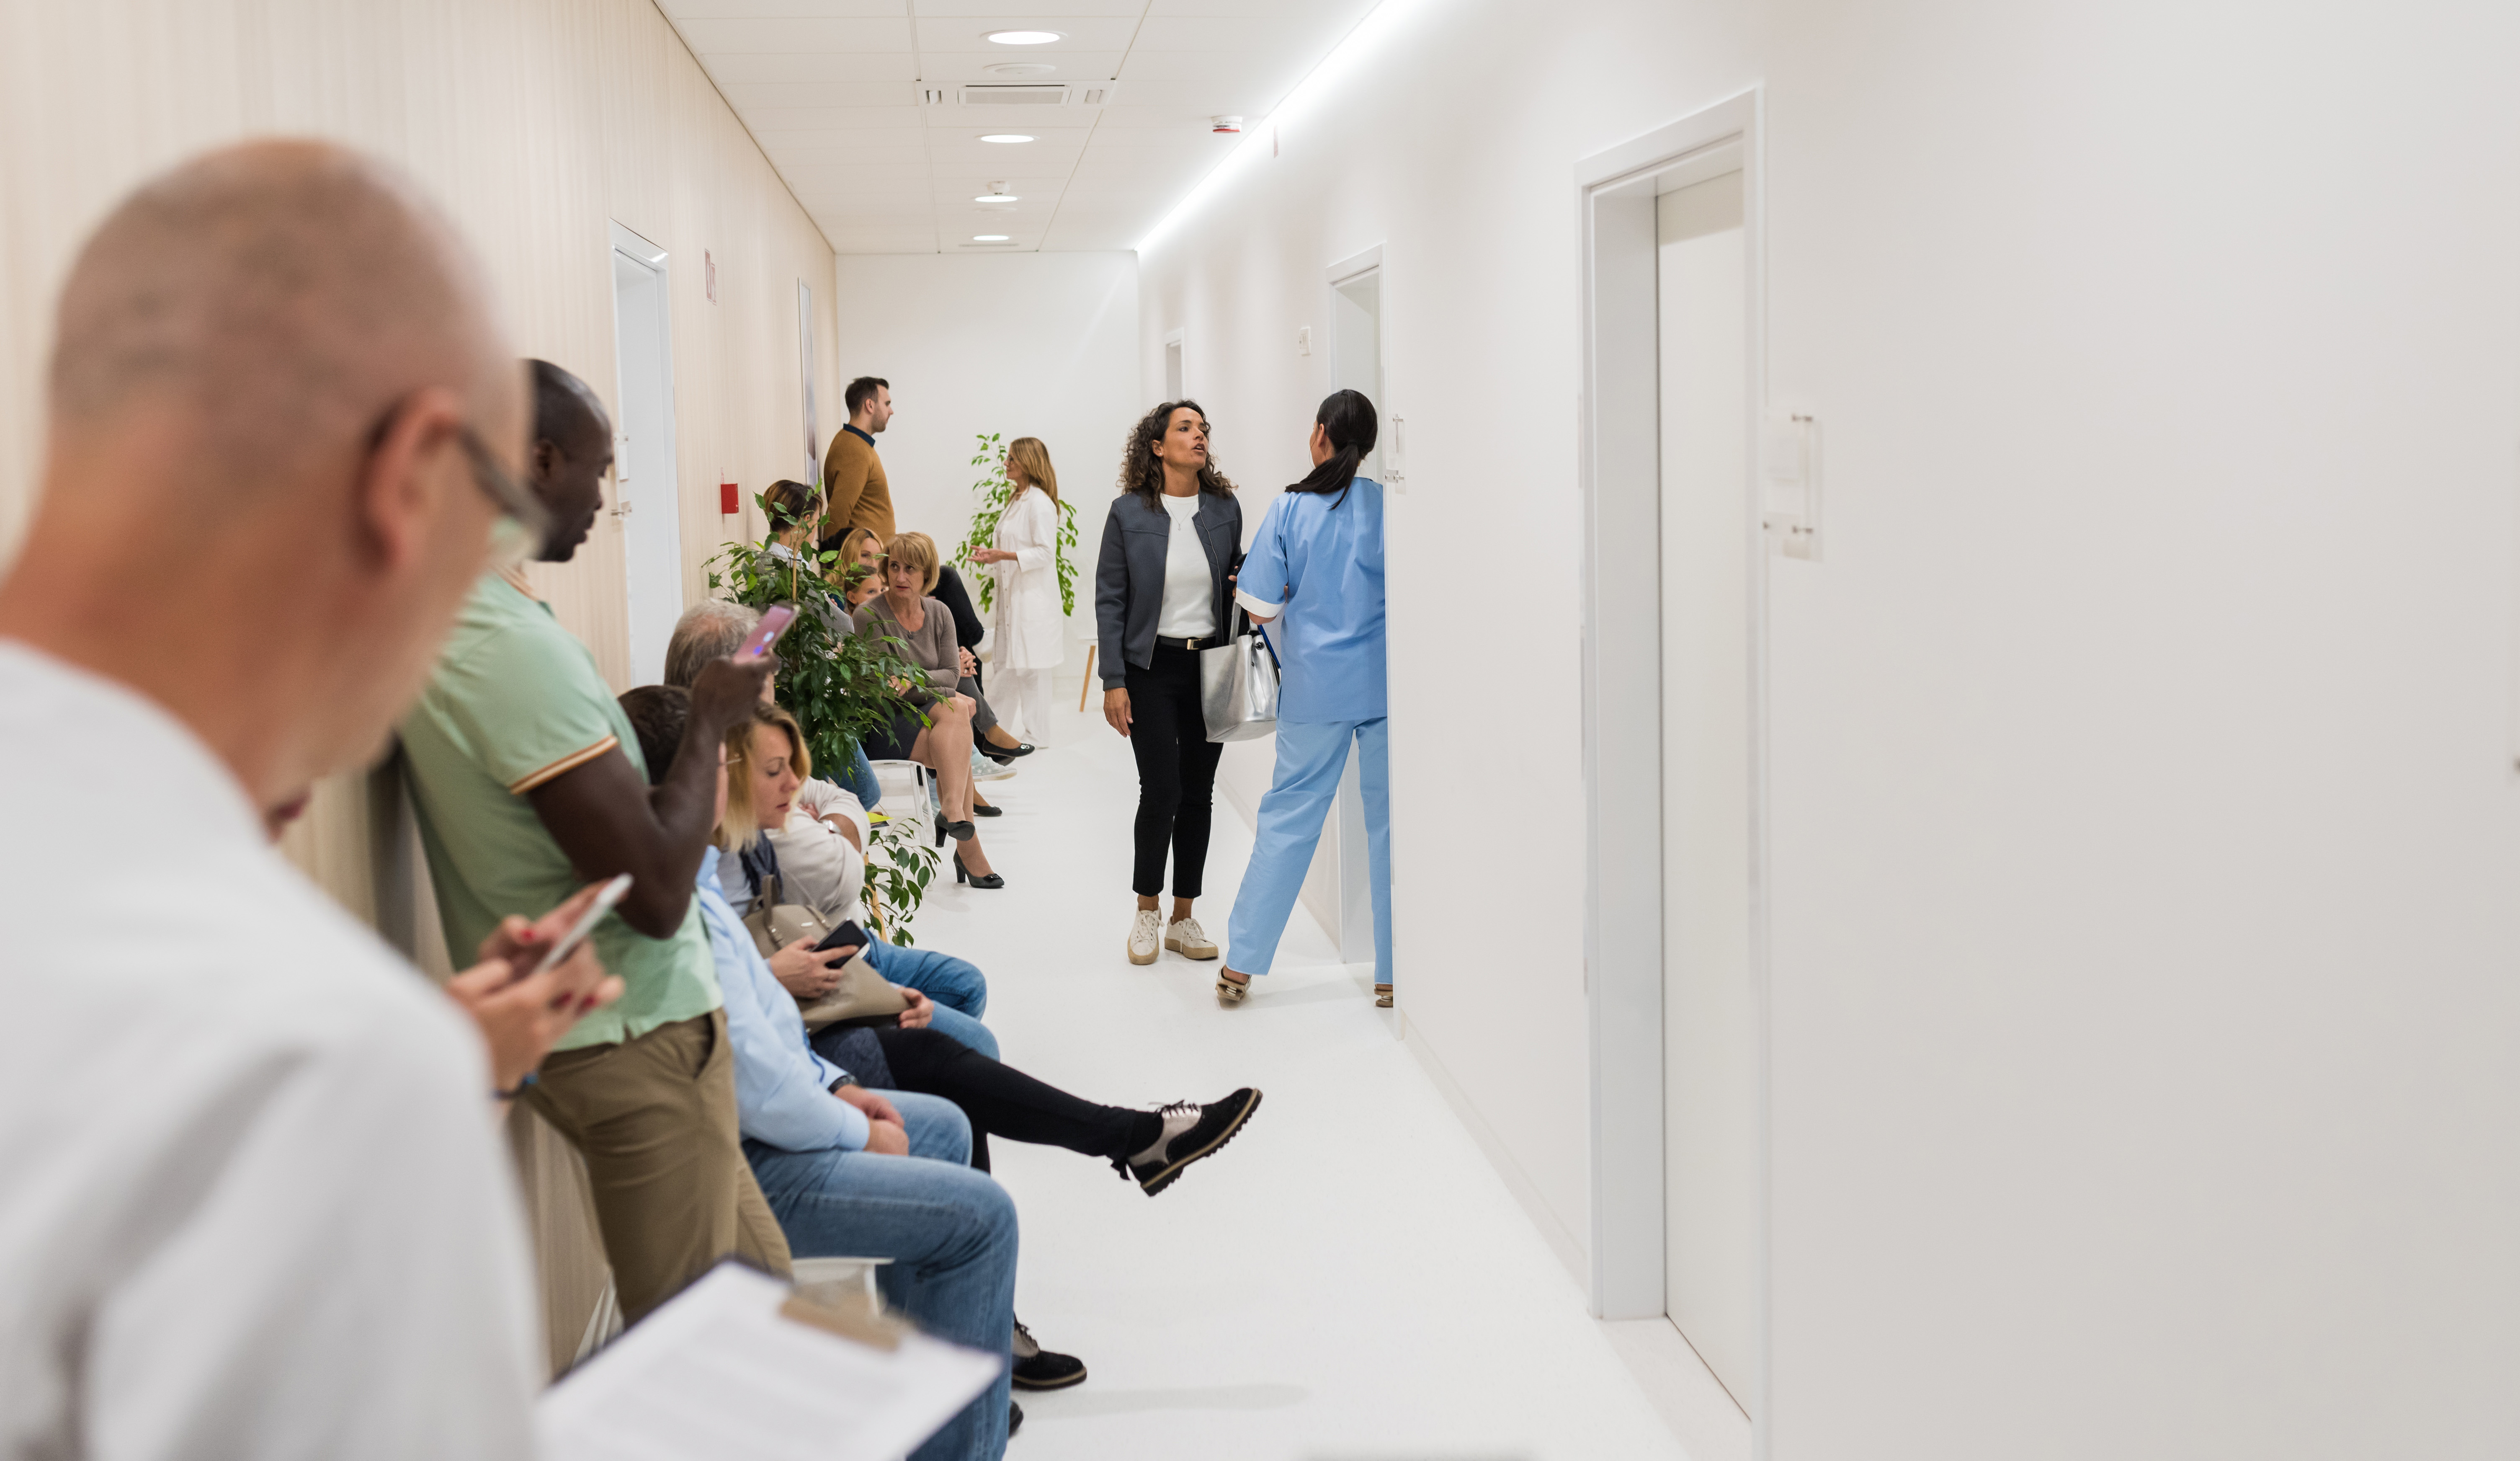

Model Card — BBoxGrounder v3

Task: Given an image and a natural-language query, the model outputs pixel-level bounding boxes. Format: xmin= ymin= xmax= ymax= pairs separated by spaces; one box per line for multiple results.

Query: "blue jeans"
xmin=1224 ymin=717 xmax=1392 ymax=981
xmin=863 ymin=937 xmax=990 ymax=1021
xmin=745 ymin=1092 xmax=1016 ymax=1461
xmin=835 ymin=741 xmax=883 ymax=811
xmin=921 ymin=1002 xmax=999 ymax=1062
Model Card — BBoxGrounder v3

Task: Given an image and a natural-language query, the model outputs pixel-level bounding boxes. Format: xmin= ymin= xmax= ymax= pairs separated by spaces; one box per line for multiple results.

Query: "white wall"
xmin=1137 ymin=1 xmax=2520 ymax=1455
xmin=829 ymin=252 xmax=1139 ymax=644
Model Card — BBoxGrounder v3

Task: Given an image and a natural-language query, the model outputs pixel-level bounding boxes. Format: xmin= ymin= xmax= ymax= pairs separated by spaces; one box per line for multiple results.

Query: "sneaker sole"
xmin=1128 ymin=945 xmax=1158 ymax=965
xmin=1011 ymin=1365 xmax=1089 ymax=1392
xmin=1163 ymin=936 xmax=1219 ymax=960
xmin=1138 ymin=1090 xmax=1262 ymax=1196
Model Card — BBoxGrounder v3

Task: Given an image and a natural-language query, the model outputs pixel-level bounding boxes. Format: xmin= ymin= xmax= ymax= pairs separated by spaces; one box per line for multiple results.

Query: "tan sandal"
xmin=1374 ymin=984 xmax=1393 ymax=1008
xmin=1215 ymin=973 xmax=1250 ymax=1006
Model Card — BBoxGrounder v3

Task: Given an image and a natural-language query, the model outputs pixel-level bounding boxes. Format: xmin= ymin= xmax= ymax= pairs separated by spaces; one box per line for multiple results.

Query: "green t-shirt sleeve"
xmin=433 ymin=611 xmax=634 ymax=793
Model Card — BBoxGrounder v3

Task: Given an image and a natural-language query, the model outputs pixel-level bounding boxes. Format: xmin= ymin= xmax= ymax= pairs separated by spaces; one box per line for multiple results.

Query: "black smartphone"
xmin=813 ymin=919 xmax=868 ymax=955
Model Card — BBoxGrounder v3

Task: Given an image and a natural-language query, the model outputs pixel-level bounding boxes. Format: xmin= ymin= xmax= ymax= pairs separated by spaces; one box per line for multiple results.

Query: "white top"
xmin=986 ymin=487 xmax=1065 ymax=670
xmin=768 ymin=777 xmax=869 ymax=925
xmin=1155 ymin=492 xmax=1215 ymax=638
xmin=0 ymin=643 xmax=541 ymax=1461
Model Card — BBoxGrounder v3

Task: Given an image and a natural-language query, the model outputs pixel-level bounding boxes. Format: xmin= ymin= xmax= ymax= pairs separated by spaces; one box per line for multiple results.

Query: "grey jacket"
xmin=1094 ymin=489 xmax=1243 ymax=686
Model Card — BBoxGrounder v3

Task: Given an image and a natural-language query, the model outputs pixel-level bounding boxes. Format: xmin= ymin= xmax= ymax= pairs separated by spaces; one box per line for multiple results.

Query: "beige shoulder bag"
xmin=740 ymin=872 xmax=909 ymax=1030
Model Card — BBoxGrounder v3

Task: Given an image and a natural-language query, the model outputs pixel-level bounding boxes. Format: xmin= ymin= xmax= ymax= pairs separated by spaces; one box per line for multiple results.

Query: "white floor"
xmin=903 ymin=686 xmax=1720 ymax=1461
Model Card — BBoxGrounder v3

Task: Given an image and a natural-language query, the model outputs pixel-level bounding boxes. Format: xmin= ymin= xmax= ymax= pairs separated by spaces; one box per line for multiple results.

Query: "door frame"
xmin=608 ymin=221 xmax=684 ymax=688
xmin=1323 ymin=245 xmax=1390 ymax=967
xmin=1574 ymin=85 xmax=1770 ymax=1426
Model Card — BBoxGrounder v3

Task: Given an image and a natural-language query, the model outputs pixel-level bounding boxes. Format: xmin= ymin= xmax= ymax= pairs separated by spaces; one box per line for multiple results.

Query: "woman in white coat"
xmin=969 ymin=436 xmax=1066 ymax=743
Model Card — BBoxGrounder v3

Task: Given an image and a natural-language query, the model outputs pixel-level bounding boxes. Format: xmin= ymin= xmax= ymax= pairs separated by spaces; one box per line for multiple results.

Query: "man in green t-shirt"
xmin=400 ymin=360 xmax=787 ymax=1321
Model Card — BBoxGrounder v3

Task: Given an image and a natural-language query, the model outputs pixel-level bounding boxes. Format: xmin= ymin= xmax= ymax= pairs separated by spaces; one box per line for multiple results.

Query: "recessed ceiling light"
xmin=973 ymin=235 xmax=1010 ymax=242
xmin=985 ymin=30 xmax=1061 ymax=44
xmin=974 ymin=191 xmax=1019 ymax=204
xmin=979 ymin=134 xmax=1035 ymax=145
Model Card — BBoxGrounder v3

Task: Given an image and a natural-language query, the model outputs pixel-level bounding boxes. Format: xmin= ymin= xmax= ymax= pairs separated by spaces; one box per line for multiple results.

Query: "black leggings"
xmin=1126 ymin=645 xmax=1226 ymax=897
xmin=872 ymin=1027 xmax=1158 ymax=1174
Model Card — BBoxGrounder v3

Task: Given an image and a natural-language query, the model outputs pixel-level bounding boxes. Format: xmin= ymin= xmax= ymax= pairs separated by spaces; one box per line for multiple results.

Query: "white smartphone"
xmin=529 ymin=872 xmax=634 ymax=978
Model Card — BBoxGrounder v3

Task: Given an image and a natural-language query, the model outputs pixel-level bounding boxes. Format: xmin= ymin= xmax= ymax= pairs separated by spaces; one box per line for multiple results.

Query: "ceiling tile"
xmin=1114 ymin=49 xmax=1312 ymax=85
xmin=662 ymin=0 xmax=904 ymax=18
xmin=671 ymin=16 xmax=914 ymax=53
xmin=912 ymin=0 xmax=1144 ymax=14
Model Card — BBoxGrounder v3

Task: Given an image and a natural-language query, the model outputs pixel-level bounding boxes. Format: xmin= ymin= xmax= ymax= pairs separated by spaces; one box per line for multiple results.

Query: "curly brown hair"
xmin=1118 ymin=399 xmax=1237 ymax=506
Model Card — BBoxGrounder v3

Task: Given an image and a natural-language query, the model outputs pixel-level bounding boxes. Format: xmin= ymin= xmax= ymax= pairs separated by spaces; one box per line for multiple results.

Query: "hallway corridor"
xmin=902 ymin=700 xmax=1700 ymax=1460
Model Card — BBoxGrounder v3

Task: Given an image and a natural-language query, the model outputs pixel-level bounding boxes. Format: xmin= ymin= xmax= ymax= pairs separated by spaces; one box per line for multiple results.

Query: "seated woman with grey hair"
xmin=665 ymin=597 xmax=884 ymax=814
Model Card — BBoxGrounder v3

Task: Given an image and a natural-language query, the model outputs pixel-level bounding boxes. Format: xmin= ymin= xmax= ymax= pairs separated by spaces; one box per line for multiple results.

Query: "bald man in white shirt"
xmin=0 ymin=140 xmax=598 ymax=1458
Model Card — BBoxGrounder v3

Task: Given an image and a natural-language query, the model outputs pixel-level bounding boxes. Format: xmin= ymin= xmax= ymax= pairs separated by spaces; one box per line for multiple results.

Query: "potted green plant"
xmin=706 ymin=502 xmax=944 ymax=942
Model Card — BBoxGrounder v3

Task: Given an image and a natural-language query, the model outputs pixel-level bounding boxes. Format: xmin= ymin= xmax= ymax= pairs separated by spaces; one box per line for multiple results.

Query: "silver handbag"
xmin=1200 ymin=610 xmax=1281 ymax=742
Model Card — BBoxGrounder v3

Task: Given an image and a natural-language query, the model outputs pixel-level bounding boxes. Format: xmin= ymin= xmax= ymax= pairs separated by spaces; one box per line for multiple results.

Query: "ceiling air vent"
xmin=920 ymin=87 xmax=948 ymax=106
xmin=955 ymin=84 xmax=1069 ymax=106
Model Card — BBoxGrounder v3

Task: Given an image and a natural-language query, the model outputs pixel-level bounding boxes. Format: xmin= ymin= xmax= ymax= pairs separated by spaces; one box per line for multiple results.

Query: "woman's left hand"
xmin=957 ymin=646 xmax=979 ymax=677
xmin=895 ymin=986 xmax=934 ymax=1029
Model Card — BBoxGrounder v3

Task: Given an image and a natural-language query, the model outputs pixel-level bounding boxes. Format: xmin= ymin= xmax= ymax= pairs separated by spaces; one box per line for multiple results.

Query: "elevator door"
xmin=1657 ymin=167 xmax=1756 ymax=1414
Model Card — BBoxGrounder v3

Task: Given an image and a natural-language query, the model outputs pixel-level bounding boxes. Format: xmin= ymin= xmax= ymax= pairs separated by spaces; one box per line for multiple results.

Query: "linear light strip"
xmin=1133 ymin=0 xmax=1426 ymax=255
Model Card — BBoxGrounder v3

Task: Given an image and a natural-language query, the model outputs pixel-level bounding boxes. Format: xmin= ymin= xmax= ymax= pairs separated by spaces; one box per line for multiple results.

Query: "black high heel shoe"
xmin=940 ymin=818 xmax=976 ymax=842
xmin=982 ymin=740 xmax=1036 ymax=765
xmin=954 ymin=853 xmax=1006 ymax=889
xmin=971 ymin=803 xmax=1003 ymax=817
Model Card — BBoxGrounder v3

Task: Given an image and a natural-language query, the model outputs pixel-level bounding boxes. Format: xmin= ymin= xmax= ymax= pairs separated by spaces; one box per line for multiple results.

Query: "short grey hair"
xmin=664 ymin=599 xmax=759 ymax=689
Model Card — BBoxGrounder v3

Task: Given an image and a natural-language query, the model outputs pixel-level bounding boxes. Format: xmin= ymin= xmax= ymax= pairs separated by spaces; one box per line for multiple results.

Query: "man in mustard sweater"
xmin=818 ymin=374 xmax=897 ymax=550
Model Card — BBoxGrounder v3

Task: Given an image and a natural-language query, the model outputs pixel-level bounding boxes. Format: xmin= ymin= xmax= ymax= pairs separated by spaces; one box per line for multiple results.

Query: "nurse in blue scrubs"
xmin=1217 ymin=389 xmax=1392 ymax=1008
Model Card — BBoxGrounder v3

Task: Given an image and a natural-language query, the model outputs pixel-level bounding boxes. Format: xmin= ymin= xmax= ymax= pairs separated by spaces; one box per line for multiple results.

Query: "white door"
xmin=611 ymin=225 xmax=685 ymax=687
xmin=1656 ymin=168 xmax=1757 ymax=1412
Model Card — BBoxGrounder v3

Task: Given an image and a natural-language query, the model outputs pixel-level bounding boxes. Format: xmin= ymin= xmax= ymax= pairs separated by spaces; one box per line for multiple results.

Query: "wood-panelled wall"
xmin=0 ymin=0 xmax=838 ymax=1374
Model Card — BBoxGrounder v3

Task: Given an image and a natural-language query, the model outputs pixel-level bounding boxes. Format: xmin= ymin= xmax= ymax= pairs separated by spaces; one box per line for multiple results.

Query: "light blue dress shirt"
xmin=1235 ymin=477 xmax=1387 ymax=723
xmin=694 ymin=847 xmax=870 ymax=1153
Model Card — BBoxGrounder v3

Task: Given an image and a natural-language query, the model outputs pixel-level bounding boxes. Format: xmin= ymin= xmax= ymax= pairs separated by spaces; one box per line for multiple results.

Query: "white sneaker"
xmin=1164 ymin=915 xmax=1219 ymax=960
xmin=973 ymin=751 xmax=1017 ymax=782
xmin=1127 ymin=909 xmax=1163 ymax=966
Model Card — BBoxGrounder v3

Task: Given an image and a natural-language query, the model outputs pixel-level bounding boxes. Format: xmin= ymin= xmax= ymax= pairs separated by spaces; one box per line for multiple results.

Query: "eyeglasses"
xmin=453 ymin=423 xmax=550 ymax=569
xmin=366 ymin=397 xmax=551 ymax=570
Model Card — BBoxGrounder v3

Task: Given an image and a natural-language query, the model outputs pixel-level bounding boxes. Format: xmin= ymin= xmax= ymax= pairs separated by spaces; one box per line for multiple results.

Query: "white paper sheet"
xmin=536 ymin=1263 xmax=1000 ymax=1461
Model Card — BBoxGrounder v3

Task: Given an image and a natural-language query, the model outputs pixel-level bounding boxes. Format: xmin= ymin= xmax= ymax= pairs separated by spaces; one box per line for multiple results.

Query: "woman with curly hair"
xmin=1093 ymin=400 xmax=1242 ymax=968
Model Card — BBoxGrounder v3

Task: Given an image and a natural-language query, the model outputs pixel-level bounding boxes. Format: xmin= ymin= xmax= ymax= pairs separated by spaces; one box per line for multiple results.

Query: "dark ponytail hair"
xmin=762 ymin=478 xmax=822 ymax=531
xmin=1284 ymin=389 xmax=1379 ymax=508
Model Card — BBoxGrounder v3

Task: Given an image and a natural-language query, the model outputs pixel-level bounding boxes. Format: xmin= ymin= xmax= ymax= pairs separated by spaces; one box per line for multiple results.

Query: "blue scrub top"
xmin=1235 ymin=477 xmax=1386 ymax=724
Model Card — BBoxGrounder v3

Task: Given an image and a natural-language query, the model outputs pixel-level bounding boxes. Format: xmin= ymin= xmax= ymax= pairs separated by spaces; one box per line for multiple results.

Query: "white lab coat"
xmin=987 ymin=486 xmax=1066 ymax=670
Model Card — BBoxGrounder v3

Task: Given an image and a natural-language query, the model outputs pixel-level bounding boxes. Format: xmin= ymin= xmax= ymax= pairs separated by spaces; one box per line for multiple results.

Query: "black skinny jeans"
xmin=871 ymin=1027 xmax=1159 ymax=1174
xmin=1125 ymin=644 xmax=1226 ymax=898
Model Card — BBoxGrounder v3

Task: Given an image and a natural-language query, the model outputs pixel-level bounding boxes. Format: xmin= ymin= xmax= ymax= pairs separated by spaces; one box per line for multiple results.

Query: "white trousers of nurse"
xmin=1222 ymin=717 xmax=1392 ymax=982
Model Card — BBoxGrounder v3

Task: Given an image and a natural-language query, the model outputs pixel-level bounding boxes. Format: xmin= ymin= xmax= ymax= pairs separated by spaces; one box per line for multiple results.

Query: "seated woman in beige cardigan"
xmin=856 ymin=531 xmax=1004 ymax=888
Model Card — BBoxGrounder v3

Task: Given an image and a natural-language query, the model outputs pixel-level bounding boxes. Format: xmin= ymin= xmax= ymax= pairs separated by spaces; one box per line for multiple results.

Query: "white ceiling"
xmin=660 ymin=0 xmax=1384 ymax=255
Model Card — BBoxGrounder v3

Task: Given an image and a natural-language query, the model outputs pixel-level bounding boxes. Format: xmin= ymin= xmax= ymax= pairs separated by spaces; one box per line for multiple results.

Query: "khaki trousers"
xmin=526 ymin=1010 xmax=791 ymax=1322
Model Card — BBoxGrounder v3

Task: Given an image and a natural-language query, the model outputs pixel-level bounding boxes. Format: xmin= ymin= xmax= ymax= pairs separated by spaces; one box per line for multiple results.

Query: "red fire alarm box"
xmin=720 ymin=482 xmax=740 ymax=515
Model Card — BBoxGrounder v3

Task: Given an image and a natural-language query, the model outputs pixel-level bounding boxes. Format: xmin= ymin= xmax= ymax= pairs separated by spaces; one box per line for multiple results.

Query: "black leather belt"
xmin=1154 ymin=634 xmax=1218 ymax=652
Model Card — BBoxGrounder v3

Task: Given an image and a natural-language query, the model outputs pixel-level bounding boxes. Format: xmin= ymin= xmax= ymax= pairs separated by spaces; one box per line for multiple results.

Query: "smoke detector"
xmin=984 ymin=62 xmax=1056 ymax=77
xmin=1211 ymin=116 xmax=1243 ymax=134
xmin=974 ymin=183 xmax=1019 ymax=204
